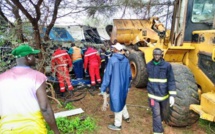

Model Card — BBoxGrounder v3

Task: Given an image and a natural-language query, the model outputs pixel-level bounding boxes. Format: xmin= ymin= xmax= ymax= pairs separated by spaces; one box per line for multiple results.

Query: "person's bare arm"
xmin=36 ymin=82 xmax=60 ymax=134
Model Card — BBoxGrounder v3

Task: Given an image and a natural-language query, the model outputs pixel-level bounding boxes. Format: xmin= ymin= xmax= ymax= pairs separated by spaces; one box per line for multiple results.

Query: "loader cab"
xmin=184 ymin=0 xmax=215 ymax=41
xmin=171 ymin=0 xmax=214 ymax=45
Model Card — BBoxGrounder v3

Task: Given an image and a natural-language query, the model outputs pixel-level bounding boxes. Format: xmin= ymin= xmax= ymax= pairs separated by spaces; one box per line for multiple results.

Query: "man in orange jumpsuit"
xmin=84 ymin=45 xmax=101 ymax=88
xmin=51 ymin=45 xmax=73 ymax=94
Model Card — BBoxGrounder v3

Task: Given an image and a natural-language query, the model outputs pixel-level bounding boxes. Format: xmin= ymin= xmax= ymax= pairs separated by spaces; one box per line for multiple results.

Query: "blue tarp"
xmin=24 ymin=26 xmax=75 ymax=42
xmin=41 ymin=27 xmax=75 ymax=42
xmin=47 ymin=76 xmax=91 ymax=86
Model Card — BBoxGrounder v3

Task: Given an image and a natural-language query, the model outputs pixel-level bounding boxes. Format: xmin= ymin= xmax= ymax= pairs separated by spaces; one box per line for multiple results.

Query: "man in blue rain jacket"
xmin=100 ymin=43 xmax=132 ymax=131
xmin=147 ymin=48 xmax=176 ymax=134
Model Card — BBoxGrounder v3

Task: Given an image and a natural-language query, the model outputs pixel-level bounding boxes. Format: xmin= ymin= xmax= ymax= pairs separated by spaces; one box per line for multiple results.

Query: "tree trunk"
xmin=44 ymin=0 xmax=62 ymax=41
xmin=33 ymin=23 xmax=45 ymax=72
xmin=32 ymin=23 xmax=42 ymax=52
xmin=13 ymin=7 xmax=24 ymax=43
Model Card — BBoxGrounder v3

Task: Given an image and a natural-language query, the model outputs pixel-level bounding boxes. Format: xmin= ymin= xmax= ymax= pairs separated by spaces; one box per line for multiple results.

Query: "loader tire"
xmin=164 ymin=63 xmax=199 ymax=127
xmin=128 ymin=51 xmax=147 ymax=88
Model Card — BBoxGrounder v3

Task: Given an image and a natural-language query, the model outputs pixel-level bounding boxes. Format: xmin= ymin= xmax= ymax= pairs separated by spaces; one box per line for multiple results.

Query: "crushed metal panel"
xmin=54 ymin=108 xmax=84 ymax=118
xmin=66 ymin=25 xmax=85 ymax=41
xmin=97 ymin=28 xmax=110 ymax=40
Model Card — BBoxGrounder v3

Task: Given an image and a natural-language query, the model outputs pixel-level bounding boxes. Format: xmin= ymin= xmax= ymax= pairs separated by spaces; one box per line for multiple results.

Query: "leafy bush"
xmin=65 ymin=102 xmax=75 ymax=110
xmin=47 ymin=116 xmax=97 ymax=134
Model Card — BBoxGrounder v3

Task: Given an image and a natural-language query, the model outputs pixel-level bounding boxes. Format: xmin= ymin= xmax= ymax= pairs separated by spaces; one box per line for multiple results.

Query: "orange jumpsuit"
xmin=84 ymin=47 xmax=101 ymax=85
xmin=51 ymin=48 xmax=73 ymax=92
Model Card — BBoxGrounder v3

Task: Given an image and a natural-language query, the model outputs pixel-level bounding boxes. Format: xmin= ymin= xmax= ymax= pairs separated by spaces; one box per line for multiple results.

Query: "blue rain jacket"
xmin=101 ymin=53 xmax=132 ymax=112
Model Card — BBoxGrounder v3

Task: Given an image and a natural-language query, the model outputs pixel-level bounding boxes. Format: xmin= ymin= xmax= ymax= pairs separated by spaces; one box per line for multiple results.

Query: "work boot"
xmin=68 ymin=85 xmax=74 ymax=91
xmin=69 ymin=90 xmax=74 ymax=96
xmin=59 ymin=92 xmax=65 ymax=98
xmin=96 ymin=83 xmax=101 ymax=88
xmin=123 ymin=118 xmax=130 ymax=123
xmin=92 ymin=85 xmax=97 ymax=90
xmin=108 ymin=124 xmax=121 ymax=131
xmin=88 ymin=85 xmax=96 ymax=96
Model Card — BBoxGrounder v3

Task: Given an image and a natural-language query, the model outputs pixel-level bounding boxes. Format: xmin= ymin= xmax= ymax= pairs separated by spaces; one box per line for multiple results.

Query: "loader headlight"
xmin=192 ymin=34 xmax=199 ymax=42
xmin=192 ymin=34 xmax=205 ymax=43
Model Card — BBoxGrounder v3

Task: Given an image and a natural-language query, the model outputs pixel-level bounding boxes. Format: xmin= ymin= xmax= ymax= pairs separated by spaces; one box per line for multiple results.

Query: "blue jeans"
xmin=73 ymin=60 xmax=83 ymax=79
xmin=149 ymin=98 xmax=169 ymax=133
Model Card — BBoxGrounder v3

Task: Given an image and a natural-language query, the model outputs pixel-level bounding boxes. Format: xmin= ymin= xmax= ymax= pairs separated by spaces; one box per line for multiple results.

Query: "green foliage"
xmin=65 ymin=102 xmax=75 ymax=110
xmin=198 ymin=119 xmax=215 ymax=134
xmin=47 ymin=116 xmax=97 ymax=134
xmin=0 ymin=37 xmax=4 ymax=46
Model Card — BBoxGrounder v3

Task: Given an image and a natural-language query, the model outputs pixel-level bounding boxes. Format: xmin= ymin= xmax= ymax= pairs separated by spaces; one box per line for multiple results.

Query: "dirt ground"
xmin=51 ymin=86 xmax=207 ymax=134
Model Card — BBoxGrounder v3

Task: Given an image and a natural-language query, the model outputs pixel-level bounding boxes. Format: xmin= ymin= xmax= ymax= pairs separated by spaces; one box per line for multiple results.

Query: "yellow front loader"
xmin=108 ymin=0 xmax=215 ymax=127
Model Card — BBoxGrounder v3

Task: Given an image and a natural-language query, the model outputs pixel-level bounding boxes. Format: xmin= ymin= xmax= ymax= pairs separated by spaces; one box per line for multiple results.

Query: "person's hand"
xmin=101 ymin=92 xmax=109 ymax=111
xmin=69 ymin=67 xmax=73 ymax=72
xmin=98 ymin=91 xmax=104 ymax=96
xmin=84 ymin=69 xmax=87 ymax=74
xmin=51 ymin=73 xmax=55 ymax=77
xmin=169 ymin=96 xmax=175 ymax=107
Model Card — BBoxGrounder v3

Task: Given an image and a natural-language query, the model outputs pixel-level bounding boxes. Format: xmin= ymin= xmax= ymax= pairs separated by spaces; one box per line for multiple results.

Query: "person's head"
xmin=89 ymin=43 xmax=95 ymax=49
xmin=12 ymin=44 xmax=40 ymax=66
xmin=101 ymin=45 xmax=106 ymax=51
xmin=71 ymin=42 xmax=75 ymax=47
xmin=120 ymin=45 xmax=127 ymax=55
xmin=58 ymin=44 xmax=62 ymax=48
xmin=112 ymin=43 xmax=123 ymax=53
xmin=113 ymin=39 xmax=118 ymax=45
xmin=52 ymin=45 xmax=58 ymax=50
xmin=153 ymin=48 xmax=163 ymax=62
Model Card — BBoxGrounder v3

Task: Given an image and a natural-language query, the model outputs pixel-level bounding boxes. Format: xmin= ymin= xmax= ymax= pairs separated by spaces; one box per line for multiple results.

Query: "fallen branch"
xmin=47 ymin=95 xmax=62 ymax=107
xmin=46 ymin=81 xmax=55 ymax=98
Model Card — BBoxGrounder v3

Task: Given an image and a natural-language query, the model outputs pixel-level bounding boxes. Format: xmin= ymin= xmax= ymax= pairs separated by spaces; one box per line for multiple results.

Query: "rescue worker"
xmin=99 ymin=45 xmax=107 ymax=78
xmin=68 ymin=42 xmax=84 ymax=79
xmin=146 ymin=48 xmax=176 ymax=134
xmin=81 ymin=42 xmax=88 ymax=55
xmin=51 ymin=45 xmax=73 ymax=95
xmin=84 ymin=44 xmax=101 ymax=88
xmin=105 ymin=46 xmax=112 ymax=66
xmin=100 ymin=43 xmax=132 ymax=131
xmin=0 ymin=44 xmax=59 ymax=133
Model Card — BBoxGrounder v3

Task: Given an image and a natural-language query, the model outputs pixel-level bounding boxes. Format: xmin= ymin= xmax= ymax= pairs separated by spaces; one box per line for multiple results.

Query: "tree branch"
xmin=1 ymin=1 xmax=13 ymax=11
xmin=29 ymin=0 xmax=36 ymax=6
xmin=120 ymin=0 xmax=129 ymax=19
xmin=35 ymin=5 xmax=41 ymax=21
xmin=11 ymin=0 xmax=34 ymax=23
xmin=37 ymin=0 xmax=43 ymax=7
xmin=29 ymin=0 xmax=42 ymax=22
xmin=57 ymin=8 xmax=89 ymax=18
xmin=44 ymin=0 xmax=62 ymax=41
xmin=0 ymin=7 xmax=14 ymax=27
xmin=40 ymin=2 xmax=50 ymax=27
